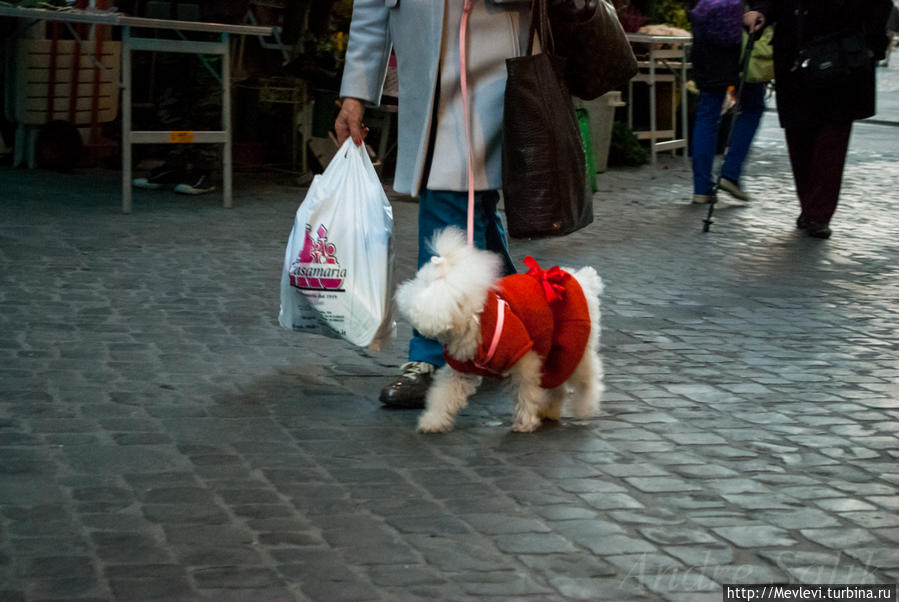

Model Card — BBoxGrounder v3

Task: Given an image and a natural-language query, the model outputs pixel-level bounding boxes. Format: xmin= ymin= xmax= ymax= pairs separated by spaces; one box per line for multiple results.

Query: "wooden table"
xmin=626 ymin=33 xmax=693 ymax=167
xmin=0 ymin=5 xmax=273 ymax=212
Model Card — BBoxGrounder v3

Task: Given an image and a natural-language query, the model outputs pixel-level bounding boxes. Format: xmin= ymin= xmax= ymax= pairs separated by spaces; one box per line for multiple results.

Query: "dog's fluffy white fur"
xmin=395 ymin=227 xmax=604 ymax=433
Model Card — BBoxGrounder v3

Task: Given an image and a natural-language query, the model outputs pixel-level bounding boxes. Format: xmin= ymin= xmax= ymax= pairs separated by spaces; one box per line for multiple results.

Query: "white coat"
xmin=339 ymin=0 xmax=532 ymax=195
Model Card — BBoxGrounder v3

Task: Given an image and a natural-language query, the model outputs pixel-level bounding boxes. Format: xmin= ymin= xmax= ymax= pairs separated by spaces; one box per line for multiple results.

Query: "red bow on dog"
xmin=523 ymin=256 xmax=568 ymax=304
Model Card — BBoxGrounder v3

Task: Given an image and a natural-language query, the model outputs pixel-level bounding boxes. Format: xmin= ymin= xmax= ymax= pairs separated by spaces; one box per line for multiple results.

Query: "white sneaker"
xmin=132 ymin=177 xmax=162 ymax=190
xmin=174 ymin=172 xmax=215 ymax=195
xmin=719 ymin=178 xmax=751 ymax=201
xmin=132 ymin=163 xmax=183 ymax=190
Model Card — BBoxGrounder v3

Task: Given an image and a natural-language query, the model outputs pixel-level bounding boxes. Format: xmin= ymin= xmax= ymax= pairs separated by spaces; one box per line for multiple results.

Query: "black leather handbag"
xmin=549 ymin=0 xmax=639 ymax=100
xmin=792 ymin=0 xmax=872 ymax=90
xmin=502 ymin=0 xmax=592 ymax=239
xmin=794 ymin=31 xmax=870 ymax=89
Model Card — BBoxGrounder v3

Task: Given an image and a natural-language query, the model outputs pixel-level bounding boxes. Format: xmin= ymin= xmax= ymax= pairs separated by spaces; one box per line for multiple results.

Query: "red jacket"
xmin=444 ymin=261 xmax=591 ymax=389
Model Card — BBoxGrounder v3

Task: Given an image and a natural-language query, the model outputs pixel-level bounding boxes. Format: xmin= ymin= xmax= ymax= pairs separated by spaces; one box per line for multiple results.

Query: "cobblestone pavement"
xmin=1 ymin=65 xmax=897 ymax=601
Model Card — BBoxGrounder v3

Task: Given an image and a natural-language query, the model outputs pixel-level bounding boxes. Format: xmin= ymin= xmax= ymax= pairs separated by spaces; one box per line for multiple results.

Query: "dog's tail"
xmin=568 ymin=266 xmax=604 ymax=301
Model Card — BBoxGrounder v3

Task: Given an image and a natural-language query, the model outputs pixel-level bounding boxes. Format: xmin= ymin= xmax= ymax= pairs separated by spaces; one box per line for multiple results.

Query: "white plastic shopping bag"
xmin=279 ymin=137 xmax=395 ymax=350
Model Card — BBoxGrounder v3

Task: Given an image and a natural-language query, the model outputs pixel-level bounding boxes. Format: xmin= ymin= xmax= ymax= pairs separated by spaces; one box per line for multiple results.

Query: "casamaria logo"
xmin=289 ymin=224 xmax=346 ymax=290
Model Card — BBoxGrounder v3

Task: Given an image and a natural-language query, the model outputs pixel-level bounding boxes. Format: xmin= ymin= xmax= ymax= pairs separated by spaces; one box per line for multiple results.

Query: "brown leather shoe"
xmin=379 ymin=362 xmax=435 ymax=408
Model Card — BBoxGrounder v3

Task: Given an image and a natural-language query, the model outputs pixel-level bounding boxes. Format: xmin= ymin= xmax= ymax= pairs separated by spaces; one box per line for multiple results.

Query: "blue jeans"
xmin=692 ymin=83 xmax=765 ymax=195
xmin=408 ymin=188 xmax=516 ymax=367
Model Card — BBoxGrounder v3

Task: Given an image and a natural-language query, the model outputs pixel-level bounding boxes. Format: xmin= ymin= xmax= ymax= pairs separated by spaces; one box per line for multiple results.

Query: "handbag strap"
xmin=527 ymin=0 xmax=555 ymax=56
xmin=461 ymin=0 xmax=552 ymax=247
xmin=796 ymin=0 xmax=805 ymax=45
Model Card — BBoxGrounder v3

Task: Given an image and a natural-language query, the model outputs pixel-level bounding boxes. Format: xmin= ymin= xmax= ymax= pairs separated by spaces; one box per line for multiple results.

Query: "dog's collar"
xmin=473 ymin=296 xmax=507 ymax=373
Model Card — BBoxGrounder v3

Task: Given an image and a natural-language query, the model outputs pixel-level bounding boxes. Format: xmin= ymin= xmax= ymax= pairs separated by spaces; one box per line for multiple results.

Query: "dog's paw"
xmin=417 ymin=412 xmax=454 ymax=433
xmin=511 ymin=415 xmax=542 ymax=433
xmin=539 ymin=399 xmax=564 ymax=421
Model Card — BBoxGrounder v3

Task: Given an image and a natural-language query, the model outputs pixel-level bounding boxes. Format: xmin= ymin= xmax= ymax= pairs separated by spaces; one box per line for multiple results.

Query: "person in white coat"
xmin=335 ymin=0 xmax=532 ymax=408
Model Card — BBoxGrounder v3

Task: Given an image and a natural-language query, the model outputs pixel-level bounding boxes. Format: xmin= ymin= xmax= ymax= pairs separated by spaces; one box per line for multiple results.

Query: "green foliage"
xmin=608 ymin=121 xmax=649 ymax=167
xmin=15 ymin=0 xmax=69 ymax=7
xmin=654 ymin=0 xmax=691 ymax=30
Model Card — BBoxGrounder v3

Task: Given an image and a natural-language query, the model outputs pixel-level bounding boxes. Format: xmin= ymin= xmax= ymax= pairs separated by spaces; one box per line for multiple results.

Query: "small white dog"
xmin=395 ymin=227 xmax=604 ymax=433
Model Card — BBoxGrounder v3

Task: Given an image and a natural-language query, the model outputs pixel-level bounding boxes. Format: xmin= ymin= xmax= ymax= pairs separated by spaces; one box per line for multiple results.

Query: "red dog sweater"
xmin=444 ymin=257 xmax=591 ymax=389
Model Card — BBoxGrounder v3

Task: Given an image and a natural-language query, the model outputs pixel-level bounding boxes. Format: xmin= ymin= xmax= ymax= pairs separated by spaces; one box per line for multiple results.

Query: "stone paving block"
xmin=517 ymin=553 xmax=618 ymax=578
xmin=345 ymin=541 xmax=424 ymax=566
xmin=580 ymin=492 xmax=645 ymax=510
xmin=89 ymin=532 xmax=171 ymax=564
xmin=699 ymin=563 xmax=789 ymax=585
xmin=172 ymin=545 xmax=268 ymax=567
xmin=606 ymin=553 xmax=685 ymax=574
xmin=713 ymin=525 xmax=798 ymax=548
xmin=364 ymin=564 xmax=448 ymax=588
xmin=532 ymin=505 xmax=598 ymax=521
xmin=141 ymin=503 xmax=230 ymax=525
xmin=705 ymin=479 xmax=773 ymax=495
xmin=625 ymin=477 xmax=701 ymax=493
xmin=672 ymin=464 xmax=740 ymax=479
xmin=584 ymin=534 xmax=659 ymax=556
xmin=843 ymin=547 xmax=899 ymax=570
xmin=454 ymin=570 xmax=556 ymax=596
xmin=637 ymin=527 xmax=720 ymax=546
xmin=0 ymin=476 xmax=63 ymax=505
xmin=599 ymin=463 xmax=674 ymax=478
xmin=867 ymin=495 xmax=899 ymax=510
xmin=664 ymin=544 xmax=734 ymax=567
xmin=637 ymin=569 xmax=721 ymax=595
xmin=493 ymin=533 xmax=579 ymax=555
xmin=257 ymin=531 xmax=323 ymax=547
xmin=781 ymin=564 xmax=887 ymax=585
xmin=813 ymin=497 xmax=879 ymax=512
xmin=405 ymin=534 xmax=516 ymax=572
xmin=655 ymin=494 xmax=727 ymax=510
xmin=192 ymin=566 xmax=286 ymax=590
xmin=460 ymin=514 xmax=551 ymax=535
xmin=608 ymin=509 xmax=687 ymax=527
xmin=548 ymin=575 xmax=651 ymax=600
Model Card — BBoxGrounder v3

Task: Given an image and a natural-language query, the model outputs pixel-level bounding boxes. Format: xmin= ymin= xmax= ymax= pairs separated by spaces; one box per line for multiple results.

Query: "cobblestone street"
xmin=0 ymin=63 xmax=897 ymax=601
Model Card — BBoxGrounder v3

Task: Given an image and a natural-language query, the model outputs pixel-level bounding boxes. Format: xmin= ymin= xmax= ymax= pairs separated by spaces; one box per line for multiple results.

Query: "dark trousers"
xmin=784 ymin=122 xmax=852 ymax=225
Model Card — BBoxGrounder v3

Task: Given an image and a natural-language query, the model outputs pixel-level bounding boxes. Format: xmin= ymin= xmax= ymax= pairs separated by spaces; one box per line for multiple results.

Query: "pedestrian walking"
xmin=745 ymin=0 xmax=894 ymax=239
xmin=689 ymin=0 xmax=767 ymax=205
xmin=335 ymin=0 xmax=529 ymax=409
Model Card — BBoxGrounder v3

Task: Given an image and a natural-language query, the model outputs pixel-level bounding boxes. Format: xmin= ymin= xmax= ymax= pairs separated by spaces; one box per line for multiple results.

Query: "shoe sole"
xmin=718 ymin=180 xmax=750 ymax=201
xmin=379 ymin=398 xmax=426 ymax=409
xmin=133 ymin=180 xmax=163 ymax=190
xmin=174 ymin=185 xmax=215 ymax=195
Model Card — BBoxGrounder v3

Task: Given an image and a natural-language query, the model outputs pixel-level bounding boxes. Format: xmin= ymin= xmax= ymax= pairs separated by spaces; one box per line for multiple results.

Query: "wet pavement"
xmin=0 ymin=64 xmax=897 ymax=601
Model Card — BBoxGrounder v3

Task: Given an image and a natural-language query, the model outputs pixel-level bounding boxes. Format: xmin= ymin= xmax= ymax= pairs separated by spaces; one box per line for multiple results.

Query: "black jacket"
xmin=689 ymin=0 xmax=743 ymax=89
xmin=749 ymin=0 xmax=893 ymax=128
xmin=690 ymin=36 xmax=742 ymax=90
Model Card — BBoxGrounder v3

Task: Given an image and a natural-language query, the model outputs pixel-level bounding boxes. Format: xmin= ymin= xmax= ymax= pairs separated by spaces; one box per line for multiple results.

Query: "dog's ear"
xmin=395 ymin=273 xmax=462 ymax=339
xmin=428 ymin=226 xmax=468 ymax=259
xmin=428 ymin=226 xmax=504 ymax=289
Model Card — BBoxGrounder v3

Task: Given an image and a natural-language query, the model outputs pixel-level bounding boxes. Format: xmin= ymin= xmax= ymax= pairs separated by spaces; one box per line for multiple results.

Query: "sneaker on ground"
xmin=692 ymin=193 xmax=717 ymax=204
xmin=132 ymin=164 xmax=184 ymax=190
xmin=718 ymin=177 xmax=751 ymax=201
xmin=174 ymin=172 xmax=215 ymax=195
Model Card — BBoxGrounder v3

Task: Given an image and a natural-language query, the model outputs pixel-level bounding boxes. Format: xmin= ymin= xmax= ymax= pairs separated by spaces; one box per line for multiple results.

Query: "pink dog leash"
xmin=473 ymin=297 xmax=508 ymax=372
xmin=460 ymin=0 xmax=475 ymax=246
xmin=461 ymin=1 xmax=505 ymax=370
